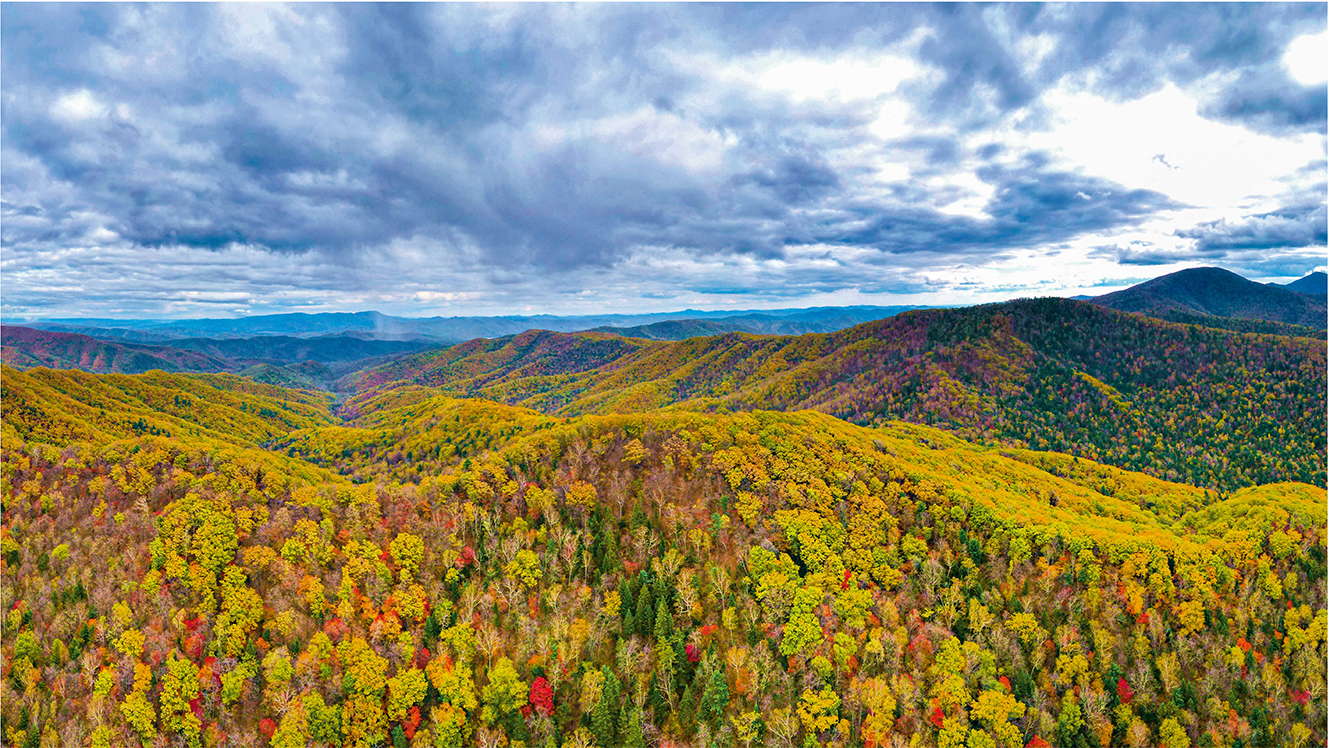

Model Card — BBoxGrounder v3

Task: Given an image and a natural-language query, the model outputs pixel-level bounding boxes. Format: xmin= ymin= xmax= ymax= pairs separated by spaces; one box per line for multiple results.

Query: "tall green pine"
xmin=591 ymin=689 xmax=614 ymax=748
xmin=624 ymin=707 xmax=647 ymax=748
xmin=653 ymin=598 xmax=674 ymax=640
xmin=599 ymin=519 xmax=619 ymax=573
xmin=634 ymin=585 xmax=654 ymax=638
xmin=701 ymin=667 xmax=729 ymax=729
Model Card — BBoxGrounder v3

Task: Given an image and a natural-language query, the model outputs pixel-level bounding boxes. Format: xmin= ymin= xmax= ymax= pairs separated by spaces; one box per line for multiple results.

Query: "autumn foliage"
xmin=0 ymin=344 xmax=1325 ymax=748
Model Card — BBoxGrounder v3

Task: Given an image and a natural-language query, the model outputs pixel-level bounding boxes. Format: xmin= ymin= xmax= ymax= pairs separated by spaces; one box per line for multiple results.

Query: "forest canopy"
xmin=1 ymin=366 xmax=1325 ymax=748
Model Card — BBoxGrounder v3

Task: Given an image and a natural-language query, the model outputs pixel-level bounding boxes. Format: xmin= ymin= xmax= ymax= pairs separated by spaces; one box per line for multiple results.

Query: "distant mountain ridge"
xmin=20 ymin=305 xmax=929 ymax=343
xmin=1091 ymin=266 xmax=1327 ymax=328
xmin=0 ymin=326 xmax=437 ymax=377
xmin=589 ymin=308 xmax=926 ymax=340
xmin=0 ymin=325 xmax=233 ymax=374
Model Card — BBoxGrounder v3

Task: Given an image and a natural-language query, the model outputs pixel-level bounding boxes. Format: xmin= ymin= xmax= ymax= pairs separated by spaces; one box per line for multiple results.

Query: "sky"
xmin=2 ymin=3 xmax=1326 ymax=319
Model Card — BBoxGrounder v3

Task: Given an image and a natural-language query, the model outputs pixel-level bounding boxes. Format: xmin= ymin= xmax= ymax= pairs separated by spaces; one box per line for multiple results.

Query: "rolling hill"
xmin=589 ymin=308 xmax=933 ymax=340
xmin=165 ymin=333 xmax=434 ymax=364
xmin=0 ymin=325 xmax=234 ymax=374
xmin=349 ymin=297 xmax=1327 ymax=490
xmin=0 ymin=365 xmax=336 ymax=448
xmin=1 ymin=369 xmax=1325 ymax=748
xmin=590 ymin=318 xmax=743 ymax=340
xmin=1091 ymin=267 xmax=1327 ymax=328
xmin=1 ymin=326 xmax=437 ymax=385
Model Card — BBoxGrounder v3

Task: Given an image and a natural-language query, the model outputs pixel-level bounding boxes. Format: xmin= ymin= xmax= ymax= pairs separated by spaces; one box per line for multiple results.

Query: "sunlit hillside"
xmin=2 ymin=370 xmax=1324 ymax=748
xmin=350 ymin=298 xmax=1327 ymax=491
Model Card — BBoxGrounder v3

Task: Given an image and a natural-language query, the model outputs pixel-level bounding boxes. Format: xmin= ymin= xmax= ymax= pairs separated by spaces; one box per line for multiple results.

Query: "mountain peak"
xmin=1285 ymin=271 xmax=1328 ymax=296
xmin=1092 ymin=266 xmax=1326 ymax=328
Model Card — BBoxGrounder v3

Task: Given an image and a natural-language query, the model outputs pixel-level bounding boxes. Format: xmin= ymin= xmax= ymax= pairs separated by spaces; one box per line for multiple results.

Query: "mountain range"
xmin=1282 ymin=271 xmax=1328 ymax=296
xmin=2 ymin=336 xmax=1324 ymax=747
xmin=0 ymin=326 xmax=435 ymax=378
xmin=19 ymin=305 xmax=929 ymax=343
xmin=3 ymin=266 xmax=1323 ymax=391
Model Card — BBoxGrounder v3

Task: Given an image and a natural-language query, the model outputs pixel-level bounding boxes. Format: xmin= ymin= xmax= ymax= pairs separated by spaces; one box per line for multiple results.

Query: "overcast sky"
xmin=2 ymin=3 xmax=1326 ymax=319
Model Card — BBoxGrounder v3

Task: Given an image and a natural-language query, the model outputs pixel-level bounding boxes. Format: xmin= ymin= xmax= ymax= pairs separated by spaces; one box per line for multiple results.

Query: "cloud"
xmin=1 ymin=3 xmax=1325 ymax=317
xmin=1176 ymin=202 xmax=1329 ymax=252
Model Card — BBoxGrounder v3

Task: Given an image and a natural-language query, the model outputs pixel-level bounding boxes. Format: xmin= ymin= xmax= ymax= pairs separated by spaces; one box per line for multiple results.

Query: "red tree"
xmin=528 ymin=676 xmax=554 ymax=717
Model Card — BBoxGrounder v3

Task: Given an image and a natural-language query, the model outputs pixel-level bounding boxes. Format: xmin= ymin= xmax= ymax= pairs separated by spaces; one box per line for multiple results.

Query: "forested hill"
xmin=350 ymin=297 xmax=1327 ymax=491
xmin=1 ymin=326 xmax=434 ymax=376
xmin=0 ymin=325 xmax=234 ymax=374
xmin=1091 ymin=267 xmax=1327 ymax=329
xmin=0 ymin=366 xmax=335 ymax=450
xmin=1283 ymin=271 xmax=1327 ymax=296
xmin=1 ymin=370 xmax=1325 ymax=748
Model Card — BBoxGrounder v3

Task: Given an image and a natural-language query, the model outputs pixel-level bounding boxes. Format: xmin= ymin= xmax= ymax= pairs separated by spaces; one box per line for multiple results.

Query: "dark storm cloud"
xmin=1 ymin=3 xmax=1325 ymax=316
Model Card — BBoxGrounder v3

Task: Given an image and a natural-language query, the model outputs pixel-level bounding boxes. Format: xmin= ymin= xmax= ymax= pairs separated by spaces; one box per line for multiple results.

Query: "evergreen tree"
xmin=701 ymin=666 xmax=729 ymax=729
xmin=654 ymin=597 xmax=674 ymax=640
xmin=591 ymin=690 xmax=614 ymax=748
xmin=624 ymin=706 xmax=647 ymax=748
xmin=635 ymin=584 xmax=654 ymax=638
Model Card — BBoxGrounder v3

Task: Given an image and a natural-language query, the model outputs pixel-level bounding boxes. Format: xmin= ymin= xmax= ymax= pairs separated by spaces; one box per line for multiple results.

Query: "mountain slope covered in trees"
xmin=1 ymin=369 xmax=1325 ymax=748
xmin=1091 ymin=267 xmax=1327 ymax=329
xmin=1282 ymin=272 xmax=1327 ymax=297
xmin=1 ymin=366 xmax=335 ymax=449
xmin=1 ymin=326 xmax=435 ymax=378
xmin=350 ymin=298 xmax=1327 ymax=491
xmin=1 ymin=326 xmax=234 ymax=374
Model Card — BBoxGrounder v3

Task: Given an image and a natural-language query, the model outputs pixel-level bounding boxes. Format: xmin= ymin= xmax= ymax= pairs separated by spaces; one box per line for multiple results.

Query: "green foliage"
xmin=505 ymin=548 xmax=542 ymax=588
xmin=702 ymin=666 xmax=731 ymax=727
xmin=160 ymin=655 xmax=203 ymax=748
xmin=781 ymin=586 xmax=825 ymax=656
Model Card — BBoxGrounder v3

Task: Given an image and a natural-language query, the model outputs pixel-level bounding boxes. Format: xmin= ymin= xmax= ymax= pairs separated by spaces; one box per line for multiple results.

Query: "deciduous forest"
xmin=2 ymin=306 xmax=1325 ymax=748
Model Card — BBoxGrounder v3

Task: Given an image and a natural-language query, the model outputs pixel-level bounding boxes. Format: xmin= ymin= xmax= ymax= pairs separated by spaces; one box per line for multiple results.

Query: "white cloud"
xmin=1283 ymin=30 xmax=1327 ymax=87
xmin=755 ymin=51 xmax=924 ymax=103
xmin=50 ymin=90 xmax=107 ymax=122
xmin=1024 ymin=82 xmax=1323 ymax=212
xmin=4 ymin=5 xmax=1326 ymax=318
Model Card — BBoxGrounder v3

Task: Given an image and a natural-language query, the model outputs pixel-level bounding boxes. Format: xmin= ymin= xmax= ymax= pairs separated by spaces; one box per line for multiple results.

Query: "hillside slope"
xmin=2 ymin=373 xmax=1325 ymax=748
xmin=1 ymin=325 xmax=234 ymax=374
xmin=591 ymin=307 xmax=928 ymax=339
xmin=0 ymin=365 xmax=336 ymax=448
xmin=1092 ymin=267 xmax=1327 ymax=328
xmin=1284 ymin=271 xmax=1328 ymax=296
xmin=166 ymin=333 xmax=434 ymax=363
xmin=350 ymin=298 xmax=1327 ymax=490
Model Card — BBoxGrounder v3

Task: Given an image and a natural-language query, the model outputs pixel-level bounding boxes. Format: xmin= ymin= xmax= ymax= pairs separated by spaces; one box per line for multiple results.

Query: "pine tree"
xmin=635 ymin=584 xmax=653 ymax=638
xmin=679 ymin=682 xmax=698 ymax=735
xmin=592 ymin=691 xmax=614 ymax=748
xmin=702 ymin=666 xmax=730 ymax=729
xmin=654 ymin=597 xmax=674 ymax=640
xmin=593 ymin=665 xmax=621 ymax=745
xmin=624 ymin=706 xmax=647 ymax=748
xmin=599 ymin=518 xmax=618 ymax=573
